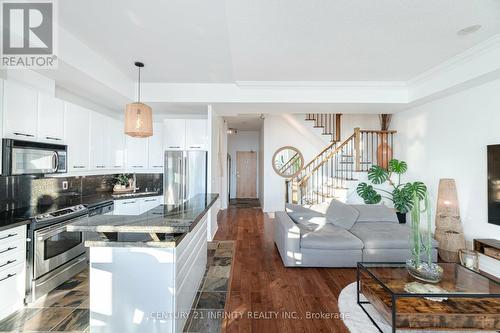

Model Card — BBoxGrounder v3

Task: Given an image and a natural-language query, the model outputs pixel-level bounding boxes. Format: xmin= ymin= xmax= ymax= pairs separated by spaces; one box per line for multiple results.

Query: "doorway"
xmin=236 ymin=151 xmax=257 ymax=198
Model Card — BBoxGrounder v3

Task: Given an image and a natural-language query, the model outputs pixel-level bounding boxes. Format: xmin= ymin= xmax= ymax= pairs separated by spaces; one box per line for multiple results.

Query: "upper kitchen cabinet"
xmin=3 ymin=80 xmax=38 ymax=140
xmin=163 ymin=118 xmax=207 ymax=151
xmin=89 ymin=111 xmax=108 ymax=170
xmin=64 ymin=103 xmax=90 ymax=171
xmin=126 ymin=135 xmax=148 ymax=170
xmin=185 ymin=119 xmax=207 ymax=150
xmin=38 ymin=93 xmax=64 ymax=143
xmin=148 ymin=122 xmax=164 ymax=170
xmin=163 ymin=119 xmax=186 ymax=150
xmin=108 ymin=118 xmax=125 ymax=170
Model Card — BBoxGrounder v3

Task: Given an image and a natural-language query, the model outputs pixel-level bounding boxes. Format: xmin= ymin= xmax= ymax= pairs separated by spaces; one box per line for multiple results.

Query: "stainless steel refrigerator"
xmin=164 ymin=150 xmax=208 ymax=205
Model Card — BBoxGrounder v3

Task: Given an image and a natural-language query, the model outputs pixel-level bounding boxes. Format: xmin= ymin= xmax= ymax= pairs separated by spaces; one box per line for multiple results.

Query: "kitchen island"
xmin=67 ymin=193 xmax=219 ymax=333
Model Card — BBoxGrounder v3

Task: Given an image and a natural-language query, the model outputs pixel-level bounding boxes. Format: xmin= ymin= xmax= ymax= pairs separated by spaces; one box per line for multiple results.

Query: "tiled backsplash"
xmin=0 ymin=173 xmax=163 ymax=213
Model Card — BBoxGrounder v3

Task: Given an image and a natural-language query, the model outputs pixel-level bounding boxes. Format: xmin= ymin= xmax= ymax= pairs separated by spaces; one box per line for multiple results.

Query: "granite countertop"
xmin=68 ymin=193 xmax=219 ymax=235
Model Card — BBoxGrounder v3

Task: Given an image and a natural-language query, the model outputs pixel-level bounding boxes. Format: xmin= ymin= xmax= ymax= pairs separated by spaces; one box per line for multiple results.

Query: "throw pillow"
xmin=325 ymin=199 xmax=360 ymax=230
xmin=351 ymin=203 xmax=399 ymax=223
xmin=286 ymin=204 xmax=327 ymax=232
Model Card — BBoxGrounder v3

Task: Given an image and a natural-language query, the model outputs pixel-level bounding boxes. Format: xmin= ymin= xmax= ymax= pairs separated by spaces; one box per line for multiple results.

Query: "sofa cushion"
xmin=350 ymin=222 xmax=438 ymax=249
xmin=300 ymin=224 xmax=364 ymax=250
xmin=325 ymin=199 xmax=360 ymax=230
xmin=351 ymin=204 xmax=399 ymax=223
xmin=285 ymin=203 xmax=327 ymax=232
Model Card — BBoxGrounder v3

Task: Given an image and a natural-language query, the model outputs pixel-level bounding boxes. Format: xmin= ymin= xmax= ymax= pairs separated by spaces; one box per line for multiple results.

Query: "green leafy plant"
xmin=356 ymin=159 xmax=427 ymax=214
xmin=115 ymin=174 xmax=131 ymax=186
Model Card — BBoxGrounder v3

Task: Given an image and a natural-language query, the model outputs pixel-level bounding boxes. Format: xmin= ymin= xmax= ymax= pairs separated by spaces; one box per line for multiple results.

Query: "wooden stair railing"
xmin=286 ymin=128 xmax=396 ymax=204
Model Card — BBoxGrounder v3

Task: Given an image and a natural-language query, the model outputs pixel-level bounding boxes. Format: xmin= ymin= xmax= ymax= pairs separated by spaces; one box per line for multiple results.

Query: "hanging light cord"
xmin=137 ymin=66 xmax=141 ymax=103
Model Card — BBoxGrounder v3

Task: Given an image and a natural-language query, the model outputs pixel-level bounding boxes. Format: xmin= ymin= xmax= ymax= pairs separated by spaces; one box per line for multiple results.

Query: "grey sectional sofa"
xmin=274 ymin=200 xmax=438 ymax=267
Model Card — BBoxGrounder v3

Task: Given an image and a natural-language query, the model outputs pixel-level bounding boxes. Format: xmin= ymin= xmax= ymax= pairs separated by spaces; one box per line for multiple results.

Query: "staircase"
xmin=286 ymin=127 xmax=396 ymax=205
xmin=305 ymin=113 xmax=342 ymax=142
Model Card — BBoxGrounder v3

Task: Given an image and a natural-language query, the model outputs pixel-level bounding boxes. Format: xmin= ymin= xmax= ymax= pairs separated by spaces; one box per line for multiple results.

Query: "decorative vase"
xmin=434 ymin=179 xmax=466 ymax=262
xmin=406 ymin=259 xmax=444 ymax=283
xmin=376 ymin=133 xmax=392 ymax=170
xmin=396 ymin=212 xmax=406 ymax=224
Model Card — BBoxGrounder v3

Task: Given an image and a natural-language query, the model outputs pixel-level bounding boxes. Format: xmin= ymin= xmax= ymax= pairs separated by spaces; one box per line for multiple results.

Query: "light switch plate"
xmin=62 ymin=181 xmax=69 ymax=190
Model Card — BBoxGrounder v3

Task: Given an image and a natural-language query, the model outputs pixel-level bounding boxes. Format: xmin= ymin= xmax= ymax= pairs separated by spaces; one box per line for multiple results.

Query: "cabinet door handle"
xmin=152 ymin=165 xmax=163 ymax=168
xmin=132 ymin=166 xmax=143 ymax=168
xmin=114 ymin=165 xmax=122 ymax=168
xmin=73 ymin=166 xmax=86 ymax=169
xmin=189 ymin=146 xmax=201 ymax=149
xmin=13 ymin=132 xmax=34 ymax=137
xmin=0 ymin=260 xmax=16 ymax=268
xmin=96 ymin=165 xmax=106 ymax=168
xmin=144 ymin=199 xmax=156 ymax=202
xmin=122 ymin=201 xmax=135 ymax=205
xmin=0 ymin=246 xmax=17 ymax=254
xmin=0 ymin=273 xmax=16 ymax=282
xmin=0 ymin=233 xmax=17 ymax=241
xmin=45 ymin=136 xmax=62 ymax=141
xmin=168 ymin=146 xmax=180 ymax=149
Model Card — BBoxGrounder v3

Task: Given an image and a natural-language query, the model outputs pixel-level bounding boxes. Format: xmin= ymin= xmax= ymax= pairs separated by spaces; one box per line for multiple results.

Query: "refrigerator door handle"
xmin=184 ymin=154 xmax=189 ymax=201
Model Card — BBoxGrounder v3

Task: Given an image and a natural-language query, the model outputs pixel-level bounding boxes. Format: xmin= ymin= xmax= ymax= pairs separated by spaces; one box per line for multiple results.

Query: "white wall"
xmin=262 ymin=114 xmax=326 ymax=212
xmin=208 ymin=110 xmax=228 ymax=209
xmin=227 ymin=131 xmax=260 ymax=199
xmin=392 ymin=78 xmax=500 ymax=241
xmin=259 ymin=128 xmax=265 ymax=205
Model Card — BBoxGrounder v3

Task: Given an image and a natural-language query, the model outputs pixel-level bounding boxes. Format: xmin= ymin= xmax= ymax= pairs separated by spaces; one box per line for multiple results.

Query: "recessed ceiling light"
xmin=457 ymin=25 xmax=482 ymax=36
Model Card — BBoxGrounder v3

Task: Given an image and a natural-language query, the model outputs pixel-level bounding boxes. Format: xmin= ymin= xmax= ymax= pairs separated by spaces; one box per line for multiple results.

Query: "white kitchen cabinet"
xmin=126 ymin=136 xmax=148 ymax=170
xmin=113 ymin=199 xmax=140 ymax=215
xmin=185 ymin=119 xmax=207 ymax=150
xmin=64 ymin=103 xmax=90 ymax=171
xmin=0 ymin=225 xmax=26 ymax=321
xmin=114 ymin=196 xmax=162 ymax=216
xmin=148 ymin=122 xmax=164 ymax=170
xmin=163 ymin=119 xmax=186 ymax=150
xmin=0 ymin=79 xmax=3 ymax=175
xmin=89 ymin=111 xmax=108 ymax=170
xmin=108 ymin=118 xmax=125 ymax=170
xmin=138 ymin=196 xmax=161 ymax=214
xmin=3 ymin=80 xmax=38 ymax=140
xmin=38 ymin=93 xmax=64 ymax=143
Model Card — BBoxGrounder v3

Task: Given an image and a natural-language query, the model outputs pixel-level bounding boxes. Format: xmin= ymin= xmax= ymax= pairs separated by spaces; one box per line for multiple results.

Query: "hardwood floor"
xmin=214 ymin=206 xmax=356 ymax=333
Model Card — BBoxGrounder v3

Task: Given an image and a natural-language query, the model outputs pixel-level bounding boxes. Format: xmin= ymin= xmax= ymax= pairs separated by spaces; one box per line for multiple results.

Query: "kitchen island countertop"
xmin=67 ymin=193 xmax=219 ymax=235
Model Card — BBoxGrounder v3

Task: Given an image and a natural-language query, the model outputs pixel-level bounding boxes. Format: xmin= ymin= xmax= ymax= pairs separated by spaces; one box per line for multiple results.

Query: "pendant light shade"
xmin=125 ymin=61 xmax=153 ymax=138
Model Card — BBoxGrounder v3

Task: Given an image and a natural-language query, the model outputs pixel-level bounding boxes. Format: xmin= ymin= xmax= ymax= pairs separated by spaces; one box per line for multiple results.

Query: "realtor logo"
xmin=1 ymin=0 xmax=57 ymax=68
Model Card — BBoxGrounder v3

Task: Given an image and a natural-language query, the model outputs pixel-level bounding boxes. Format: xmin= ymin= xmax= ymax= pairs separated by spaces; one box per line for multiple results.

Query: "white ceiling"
xmin=59 ymin=0 xmax=500 ymax=83
xmin=225 ymin=115 xmax=263 ymax=131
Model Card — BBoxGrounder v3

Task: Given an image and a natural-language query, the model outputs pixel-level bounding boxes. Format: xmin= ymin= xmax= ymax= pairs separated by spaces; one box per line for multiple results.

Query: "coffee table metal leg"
xmin=392 ymin=295 xmax=397 ymax=333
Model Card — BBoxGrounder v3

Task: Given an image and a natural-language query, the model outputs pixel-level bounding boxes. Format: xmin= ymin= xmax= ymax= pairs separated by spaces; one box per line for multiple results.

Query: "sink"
xmin=112 ymin=191 xmax=160 ymax=199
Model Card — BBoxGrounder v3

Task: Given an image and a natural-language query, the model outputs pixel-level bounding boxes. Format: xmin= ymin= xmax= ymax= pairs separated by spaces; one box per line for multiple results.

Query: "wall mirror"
xmin=272 ymin=146 xmax=304 ymax=178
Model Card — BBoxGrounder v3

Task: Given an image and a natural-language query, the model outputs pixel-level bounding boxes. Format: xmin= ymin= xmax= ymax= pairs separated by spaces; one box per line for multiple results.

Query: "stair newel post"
xmin=354 ymin=127 xmax=361 ymax=172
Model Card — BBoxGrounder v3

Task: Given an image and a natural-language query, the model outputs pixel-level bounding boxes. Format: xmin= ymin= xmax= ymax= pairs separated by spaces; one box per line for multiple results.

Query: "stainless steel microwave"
xmin=2 ymin=139 xmax=67 ymax=175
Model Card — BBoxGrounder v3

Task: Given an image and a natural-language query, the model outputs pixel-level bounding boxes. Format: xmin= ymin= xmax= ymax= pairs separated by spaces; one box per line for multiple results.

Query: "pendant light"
xmin=125 ymin=61 xmax=153 ymax=138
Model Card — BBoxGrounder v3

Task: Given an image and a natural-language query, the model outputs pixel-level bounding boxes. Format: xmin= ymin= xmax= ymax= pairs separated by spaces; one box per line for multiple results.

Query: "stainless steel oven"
xmin=33 ymin=215 xmax=87 ymax=279
xmin=26 ymin=205 xmax=88 ymax=303
xmin=2 ymin=139 xmax=67 ymax=176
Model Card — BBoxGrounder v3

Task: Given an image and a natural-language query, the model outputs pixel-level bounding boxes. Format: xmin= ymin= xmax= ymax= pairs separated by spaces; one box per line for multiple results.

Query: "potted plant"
xmin=114 ymin=174 xmax=131 ymax=192
xmin=356 ymin=159 xmax=426 ymax=223
xmin=406 ymin=189 xmax=443 ymax=283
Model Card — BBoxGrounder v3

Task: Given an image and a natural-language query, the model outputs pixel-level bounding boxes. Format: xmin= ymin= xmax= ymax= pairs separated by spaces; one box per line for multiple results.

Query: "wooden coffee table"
xmin=357 ymin=262 xmax=500 ymax=332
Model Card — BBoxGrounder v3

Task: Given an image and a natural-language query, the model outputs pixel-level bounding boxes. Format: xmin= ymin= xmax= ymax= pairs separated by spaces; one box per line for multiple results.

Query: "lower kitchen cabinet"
xmin=0 ymin=225 xmax=27 ymax=321
xmin=113 ymin=196 xmax=163 ymax=216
